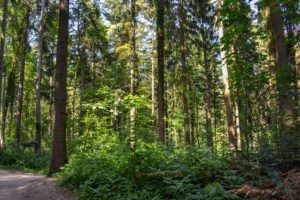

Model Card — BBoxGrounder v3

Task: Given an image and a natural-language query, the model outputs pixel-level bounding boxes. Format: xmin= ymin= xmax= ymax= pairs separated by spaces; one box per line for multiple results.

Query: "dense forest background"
xmin=0 ymin=0 xmax=299 ymax=199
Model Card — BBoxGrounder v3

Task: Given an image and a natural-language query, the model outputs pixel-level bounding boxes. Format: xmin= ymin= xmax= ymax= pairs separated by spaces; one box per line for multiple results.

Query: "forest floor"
xmin=0 ymin=168 xmax=75 ymax=200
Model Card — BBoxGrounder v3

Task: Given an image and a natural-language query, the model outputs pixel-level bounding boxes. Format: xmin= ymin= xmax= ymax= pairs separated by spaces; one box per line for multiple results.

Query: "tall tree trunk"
xmin=129 ymin=0 xmax=137 ymax=184
xmin=0 ymin=0 xmax=9 ymax=148
xmin=2 ymin=68 xmax=6 ymax=117
xmin=48 ymin=69 xmax=54 ymax=136
xmin=235 ymin=102 xmax=241 ymax=151
xmin=293 ymin=22 xmax=300 ymax=107
xmin=217 ymin=0 xmax=236 ymax=152
xmin=130 ymin=0 xmax=136 ymax=149
xmin=265 ymin=6 xmax=278 ymax=131
xmin=172 ymin=81 xmax=177 ymax=144
xmin=269 ymin=2 xmax=295 ymax=148
xmin=16 ymin=1 xmax=30 ymax=147
xmin=204 ymin=47 xmax=213 ymax=149
xmin=35 ymin=0 xmax=46 ymax=152
xmin=190 ymin=103 xmax=195 ymax=145
xmin=212 ymin=62 xmax=218 ymax=151
xmin=165 ymin=84 xmax=169 ymax=145
xmin=49 ymin=0 xmax=69 ymax=176
xmin=0 ymin=68 xmax=7 ymax=148
xmin=71 ymin=59 xmax=78 ymax=136
xmin=9 ymin=64 xmax=16 ymax=123
xmin=178 ymin=0 xmax=190 ymax=145
xmin=156 ymin=0 xmax=165 ymax=143
xmin=151 ymin=21 xmax=156 ymax=131
xmin=79 ymin=47 xmax=86 ymax=135
xmin=195 ymin=102 xmax=200 ymax=147
xmin=48 ymin=54 xmax=55 ymax=138
xmin=0 ymin=0 xmax=8 ymax=116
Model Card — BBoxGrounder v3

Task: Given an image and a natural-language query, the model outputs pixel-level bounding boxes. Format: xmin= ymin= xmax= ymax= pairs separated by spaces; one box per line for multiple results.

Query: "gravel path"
xmin=0 ymin=168 xmax=75 ymax=200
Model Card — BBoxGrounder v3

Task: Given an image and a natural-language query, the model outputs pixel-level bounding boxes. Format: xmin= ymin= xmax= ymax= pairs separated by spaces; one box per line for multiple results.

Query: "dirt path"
xmin=0 ymin=168 xmax=75 ymax=200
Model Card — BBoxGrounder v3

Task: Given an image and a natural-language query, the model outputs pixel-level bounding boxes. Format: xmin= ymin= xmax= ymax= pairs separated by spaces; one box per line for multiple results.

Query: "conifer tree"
xmin=49 ymin=0 xmax=69 ymax=175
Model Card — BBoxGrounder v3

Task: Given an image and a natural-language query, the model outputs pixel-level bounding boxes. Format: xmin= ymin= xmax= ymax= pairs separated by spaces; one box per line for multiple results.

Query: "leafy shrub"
xmin=58 ymin=135 xmax=237 ymax=200
xmin=0 ymin=148 xmax=49 ymax=172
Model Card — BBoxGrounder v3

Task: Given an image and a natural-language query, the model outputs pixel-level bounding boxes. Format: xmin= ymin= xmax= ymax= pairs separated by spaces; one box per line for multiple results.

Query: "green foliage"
xmin=58 ymin=133 xmax=241 ymax=200
xmin=202 ymin=182 xmax=232 ymax=200
xmin=0 ymin=148 xmax=49 ymax=174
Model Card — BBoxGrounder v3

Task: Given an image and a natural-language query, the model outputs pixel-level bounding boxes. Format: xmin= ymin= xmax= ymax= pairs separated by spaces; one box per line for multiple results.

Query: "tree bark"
xmin=48 ymin=54 xmax=55 ymax=139
xmin=0 ymin=0 xmax=9 ymax=148
xmin=204 ymin=47 xmax=213 ymax=149
xmin=190 ymin=103 xmax=195 ymax=145
xmin=235 ymin=102 xmax=241 ymax=151
xmin=1 ymin=69 xmax=15 ymax=149
xmin=16 ymin=1 xmax=30 ymax=147
xmin=48 ymin=68 xmax=54 ymax=136
xmin=91 ymin=48 xmax=96 ymax=82
xmin=49 ymin=0 xmax=69 ymax=176
xmin=0 ymin=69 xmax=7 ymax=148
xmin=269 ymin=2 xmax=295 ymax=144
xmin=151 ymin=21 xmax=156 ymax=131
xmin=165 ymin=85 xmax=169 ymax=145
xmin=0 ymin=0 xmax=8 ymax=116
xmin=265 ymin=6 xmax=278 ymax=131
xmin=130 ymin=0 xmax=136 ymax=149
xmin=217 ymin=0 xmax=236 ymax=152
xmin=79 ymin=46 xmax=86 ymax=135
xmin=71 ymin=58 xmax=78 ymax=136
xmin=156 ymin=0 xmax=165 ymax=143
xmin=178 ymin=0 xmax=190 ymax=145
xmin=293 ymin=22 xmax=300 ymax=107
xmin=35 ymin=0 xmax=46 ymax=152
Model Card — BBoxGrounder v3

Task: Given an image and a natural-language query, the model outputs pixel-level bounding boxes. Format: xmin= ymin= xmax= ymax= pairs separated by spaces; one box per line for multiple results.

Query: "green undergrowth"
xmin=0 ymin=148 xmax=50 ymax=174
xmin=58 ymin=135 xmax=245 ymax=200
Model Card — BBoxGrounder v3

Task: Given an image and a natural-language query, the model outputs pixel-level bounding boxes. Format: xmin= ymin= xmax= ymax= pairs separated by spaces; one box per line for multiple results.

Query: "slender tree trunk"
xmin=49 ymin=0 xmax=69 ymax=176
xmin=212 ymin=62 xmax=218 ymax=151
xmin=79 ymin=47 xmax=86 ymax=135
xmin=16 ymin=1 xmax=30 ymax=147
xmin=217 ymin=0 xmax=236 ymax=152
xmin=283 ymin=5 xmax=294 ymax=66
xmin=35 ymin=0 xmax=46 ymax=152
xmin=0 ymin=68 xmax=7 ymax=148
xmin=269 ymin=3 xmax=295 ymax=147
xmin=130 ymin=0 xmax=136 ymax=149
xmin=91 ymin=47 xmax=95 ymax=82
xmin=2 ymin=69 xmax=6 ymax=116
xmin=204 ymin=47 xmax=213 ymax=149
xmin=235 ymin=102 xmax=241 ymax=151
xmin=48 ymin=55 xmax=55 ymax=137
xmin=9 ymin=65 xmax=16 ymax=123
xmin=190 ymin=104 xmax=195 ymax=145
xmin=70 ymin=2 xmax=81 ymax=137
xmin=151 ymin=22 xmax=156 ymax=131
xmin=71 ymin=58 xmax=78 ymax=137
xmin=156 ymin=0 xmax=165 ymax=143
xmin=178 ymin=0 xmax=190 ymax=145
xmin=0 ymin=0 xmax=8 ymax=116
xmin=80 ymin=50 xmax=86 ymax=104
xmin=195 ymin=103 xmax=200 ymax=147
xmin=293 ymin=22 xmax=300 ymax=107
xmin=0 ymin=0 xmax=9 ymax=148
xmin=129 ymin=0 xmax=137 ymax=184
xmin=172 ymin=82 xmax=177 ymax=144
xmin=48 ymin=70 xmax=54 ymax=136
xmin=165 ymin=84 xmax=169 ymax=145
